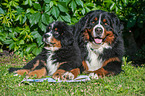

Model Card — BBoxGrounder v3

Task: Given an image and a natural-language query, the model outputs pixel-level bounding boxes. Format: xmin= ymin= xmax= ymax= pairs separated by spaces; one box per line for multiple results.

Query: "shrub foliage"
xmin=0 ymin=0 xmax=145 ymax=60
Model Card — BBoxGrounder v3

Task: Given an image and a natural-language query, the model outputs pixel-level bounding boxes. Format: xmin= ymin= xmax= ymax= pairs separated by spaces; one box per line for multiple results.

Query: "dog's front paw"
xmin=89 ymin=73 xmax=99 ymax=79
xmin=52 ymin=69 xmax=66 ymax=80
xmin=62 ymin=72 xmax=74 ymax=80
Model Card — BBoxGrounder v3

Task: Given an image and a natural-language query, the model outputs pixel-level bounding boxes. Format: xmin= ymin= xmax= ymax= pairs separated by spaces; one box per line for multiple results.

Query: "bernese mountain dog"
xmin=9 ymin=21 xmax=83 ymax=80
xmin=74 ymin=10 xmax=124 ymax=78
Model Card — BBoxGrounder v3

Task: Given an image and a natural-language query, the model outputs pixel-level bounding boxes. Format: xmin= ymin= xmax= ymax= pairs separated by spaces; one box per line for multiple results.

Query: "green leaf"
xmin=38 ymin=21 xmax=46 ymax=32
xmin=0 ymin=8 xmax=5 ymax=14
xmin=9 ymin=43 xmax=15 ymax=50
xmin=23 ymin=0 xmax=28 ymax=5
xmin=123 ymin=0 xmax=128 ymax=5
xmin=28 ymin=0 xmax=32 ymax=6
xmin=15 ymin=15 xmax=22 ymax=21
xmin=110 ymin=3 xmax=116 ymax=10
xmin=33 ymin=3 xmax=41 ymax=10
xmin=29 ymin=13 xmax=41 ymax=26
xmin=37 ymin=37 xmax=43 ymax=46
xmin=61 ymin=13 xmax=71 ymax=23
xmin=26 ymin=43 xmax=37 ymax=53
xmin=63 ymin=0 xmax=71 ymax=6
xmin=19 ymin=40 xmax=24 ymax=44
xmin=45 ymin=4 xmax=50 ymax=12
xmin=51 ymin=6 xmax=60 ymax=19
xmin=85 ymin=7 xmax=91 ymax=13
xmin=70 ymin=0 xmax=77 ymax=12
xmin=44 ymin=0 xmax=51 ymax=3
xmin=50 ymin=1 xmax=54 ymax=8
xmin=22 ymin=15 xmax=27 ymax=24
xmin=31 ymin=31 xmax=41 ymax=39
xmin=57 ymin=2 xmax=68 ymax=12
xmin=75 ymin=0 xmax=83 ymax=7
xmin=85 ymin=3 xmax=94 ymax=7
xmin=32 ymin=47 xmax=41 ymax=56
xmin=4 ymin=40 xmax=13 ymax=44
xmin=81 ymin=8 xmax=85 ymax=15
xmin=42 ymin=13 xmax=49 ymax=25
xmin=127 ymin=16 xmax=136 ymax=28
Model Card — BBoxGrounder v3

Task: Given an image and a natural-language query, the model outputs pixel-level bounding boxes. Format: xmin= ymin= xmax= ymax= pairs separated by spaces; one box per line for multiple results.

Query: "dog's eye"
xmin=54 ymin=31 xmax=59 ymax=34
xmin=94 ymin=17 xmax=98 ymax=21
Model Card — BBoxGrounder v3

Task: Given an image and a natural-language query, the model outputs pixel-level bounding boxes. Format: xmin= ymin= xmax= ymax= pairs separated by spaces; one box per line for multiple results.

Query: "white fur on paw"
xmin=89 ymin=73 xmax=99 ymax=79
xmin=13 ymin=73 xmax=19 ymax=76
xmin=53 ymin=77 xmax=60 ymax=81
xmin=62 ymin=72 xmax=74 ymax=80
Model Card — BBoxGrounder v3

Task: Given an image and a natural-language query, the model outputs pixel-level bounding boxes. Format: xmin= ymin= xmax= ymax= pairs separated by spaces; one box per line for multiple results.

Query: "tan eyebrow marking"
xmin=55 ymin=28 xmax=58 ymax=31
xmin=94 ymin=17 xmax=98 ymax=21
xmin=92 ymin=22 xmax=95 ymax=23
xmin=103 ymin=19 xmax=106 ymax=22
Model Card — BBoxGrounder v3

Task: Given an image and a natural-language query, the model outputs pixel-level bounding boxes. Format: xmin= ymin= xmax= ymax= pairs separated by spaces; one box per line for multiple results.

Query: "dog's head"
xmin=80 ymin=10 xmax=124 ymax=45
xmin=43 ymin=21 xmax=73 ymax=50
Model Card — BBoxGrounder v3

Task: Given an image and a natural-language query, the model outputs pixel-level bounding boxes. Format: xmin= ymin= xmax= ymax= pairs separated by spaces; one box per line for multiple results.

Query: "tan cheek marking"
xmin=15 ymin=69 xmax=30 ymax=75
xmin=83 ymin=29 xmax=90 ymax=40
xmin=28 ymin=67 xmax=47 ymax=78
xmin=70 ymin=68 xmax=80 ymax=78
xmin=104 ymin=31 xmax=115 ymax=44
xmin=51 ymin=37 xmax=61 ymax=48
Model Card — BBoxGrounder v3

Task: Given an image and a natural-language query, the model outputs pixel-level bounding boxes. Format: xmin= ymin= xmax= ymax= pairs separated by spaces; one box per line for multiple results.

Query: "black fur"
xmin=74 ymin=10 xmax=124 ymax=76
xmin=9 ymin=21 xmax=83 ymax=79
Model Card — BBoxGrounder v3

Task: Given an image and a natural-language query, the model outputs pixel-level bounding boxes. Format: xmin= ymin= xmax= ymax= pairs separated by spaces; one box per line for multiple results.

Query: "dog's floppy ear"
xmin=60 ymin=24 xmax=74 ymax=47
xmin=110 ymin=13 xmax=124 ymax=35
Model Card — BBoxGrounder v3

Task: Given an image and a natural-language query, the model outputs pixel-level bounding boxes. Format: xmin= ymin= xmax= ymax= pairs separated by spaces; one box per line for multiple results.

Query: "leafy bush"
xmin=0 ymin=0 xmax=96 ymax=58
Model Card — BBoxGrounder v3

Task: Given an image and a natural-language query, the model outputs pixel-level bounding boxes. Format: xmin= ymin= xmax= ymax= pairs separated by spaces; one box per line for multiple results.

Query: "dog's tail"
xmin=8 ymin=67 xmax=22 ymax=73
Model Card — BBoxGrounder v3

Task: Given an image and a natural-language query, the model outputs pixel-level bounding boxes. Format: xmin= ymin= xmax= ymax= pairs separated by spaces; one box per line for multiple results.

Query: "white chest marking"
xmin=45 ymin=47 xmax=59 ymax=76
xmin=86 ymin=42 xmax=112 ymax=71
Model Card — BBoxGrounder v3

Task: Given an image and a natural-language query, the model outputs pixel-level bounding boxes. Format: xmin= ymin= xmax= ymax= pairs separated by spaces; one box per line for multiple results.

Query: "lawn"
xmin=0 ymin=56 xmax=145 ymax=96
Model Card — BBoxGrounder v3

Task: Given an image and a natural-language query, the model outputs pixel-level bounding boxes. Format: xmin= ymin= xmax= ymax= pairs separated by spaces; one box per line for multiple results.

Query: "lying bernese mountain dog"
xmin=9 ymin=21 xmax=83 ymax=80
xmin=74 ymin=10 xmax=124 ymax=78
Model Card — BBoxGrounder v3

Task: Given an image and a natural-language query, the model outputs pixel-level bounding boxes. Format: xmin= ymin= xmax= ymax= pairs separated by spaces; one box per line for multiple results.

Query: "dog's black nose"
xmin=95 ymin=27 xmax=103 ymax=33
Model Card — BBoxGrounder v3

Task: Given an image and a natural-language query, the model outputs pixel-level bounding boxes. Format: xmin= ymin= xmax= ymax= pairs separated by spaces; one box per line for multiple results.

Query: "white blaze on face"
xmin=92 ymin=14 xmax=105 ymax=44
xmin=44 ymin=22 xmax=56 ymax=45
xmin=93 ymin=14 xmax=104 ymax=35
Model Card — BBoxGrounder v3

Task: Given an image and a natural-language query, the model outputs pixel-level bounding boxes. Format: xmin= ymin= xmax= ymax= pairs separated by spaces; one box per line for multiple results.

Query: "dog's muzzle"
xmin=92 ymin=24 xmax=105 ymax=44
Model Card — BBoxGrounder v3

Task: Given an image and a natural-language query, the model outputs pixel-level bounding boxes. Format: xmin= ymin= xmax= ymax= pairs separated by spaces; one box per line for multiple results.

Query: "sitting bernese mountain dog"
xmin=74 ymin=10 xmax=124 ymax=79
xmin=9 ymin=21 xmax=83 ymax=80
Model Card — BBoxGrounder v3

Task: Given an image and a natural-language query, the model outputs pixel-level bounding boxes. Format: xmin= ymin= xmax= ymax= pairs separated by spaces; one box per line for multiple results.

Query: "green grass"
xmin=0 ymin=56 xmax=145 ymax=96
